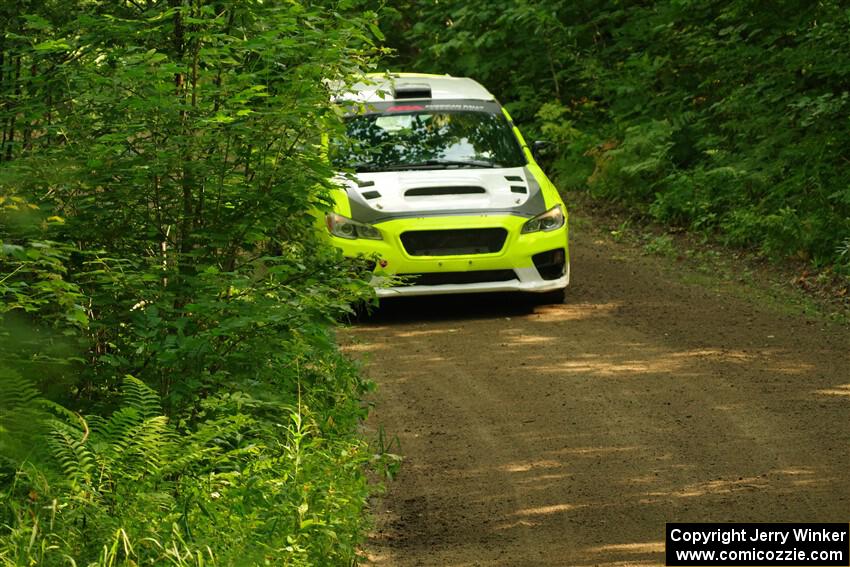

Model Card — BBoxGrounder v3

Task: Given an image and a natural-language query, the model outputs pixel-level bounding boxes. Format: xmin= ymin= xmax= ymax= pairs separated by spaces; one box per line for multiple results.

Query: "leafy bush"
xmin=1 ymin=372 xmax=372 ymax=565
xmin=587 ymin=121 xmax=674 ymax=206
xmin=1 ymin=1 xmax=384 ymax=564
xmin=536 ymin=102 xmax=595 ymax=190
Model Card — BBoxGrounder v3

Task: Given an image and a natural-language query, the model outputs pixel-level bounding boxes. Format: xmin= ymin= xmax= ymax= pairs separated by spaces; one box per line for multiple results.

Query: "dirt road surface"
xmin=341 ymin=219 xmax=850 ymax=566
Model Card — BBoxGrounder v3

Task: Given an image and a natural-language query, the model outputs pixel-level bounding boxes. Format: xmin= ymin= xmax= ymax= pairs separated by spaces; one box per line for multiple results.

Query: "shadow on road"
xmin=358 ymin=292 xmax=545 ymax=324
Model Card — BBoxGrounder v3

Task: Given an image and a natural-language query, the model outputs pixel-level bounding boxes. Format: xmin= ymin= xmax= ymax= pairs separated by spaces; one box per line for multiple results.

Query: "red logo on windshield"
xmin=387 ymin=105 xmax=425 ymax=112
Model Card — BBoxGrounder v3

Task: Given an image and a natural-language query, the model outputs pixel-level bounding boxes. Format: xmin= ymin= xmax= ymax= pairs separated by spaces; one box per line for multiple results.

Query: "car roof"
xmin=335 ymin=73 xmax=496 ymax=103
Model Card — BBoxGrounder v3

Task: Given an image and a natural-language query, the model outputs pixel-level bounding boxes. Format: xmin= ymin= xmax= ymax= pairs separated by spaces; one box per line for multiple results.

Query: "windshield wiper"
xmin=350 ymin=159 xmax=501 ymax=172
xmin=399 ymin=159 xmax=500 ymax=170
xmin=350 ymin=163 xmax=398 ymax=173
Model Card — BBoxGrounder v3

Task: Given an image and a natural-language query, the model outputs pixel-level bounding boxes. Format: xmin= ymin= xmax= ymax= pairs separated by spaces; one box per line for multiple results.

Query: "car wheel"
xmin=536 ymin=288 xmax=565 ymax=305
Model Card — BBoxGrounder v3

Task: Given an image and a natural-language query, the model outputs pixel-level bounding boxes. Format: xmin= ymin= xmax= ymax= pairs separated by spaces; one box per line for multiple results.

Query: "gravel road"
xmin=341 ymin=218 xmax=850 ymax=566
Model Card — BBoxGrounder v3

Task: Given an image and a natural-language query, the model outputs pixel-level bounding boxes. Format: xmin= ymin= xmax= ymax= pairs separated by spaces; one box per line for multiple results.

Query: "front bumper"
xmin=373 ymin=266 xmax=569 ymax=297
xmin=328 ymin=213 xmax=569 ymax=297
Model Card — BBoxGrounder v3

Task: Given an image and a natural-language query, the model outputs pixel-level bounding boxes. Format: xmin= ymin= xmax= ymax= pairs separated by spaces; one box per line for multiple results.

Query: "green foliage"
xmin=588 ymin=121 xmax=674 ymax=206
xmin=838 ymin=238 xmax=850 ymax=276
xmin=535 ymin=102 xmax=595 ymax=190
xmin=382 ymin=0 xmax=850 ymax=268
xmin=1 ymin=374 xmax=372 ymax=565
xmin=1 ymin=0 xmax=382 ymax=564
xmin=642 ymin=234 xmax=677 ymax=258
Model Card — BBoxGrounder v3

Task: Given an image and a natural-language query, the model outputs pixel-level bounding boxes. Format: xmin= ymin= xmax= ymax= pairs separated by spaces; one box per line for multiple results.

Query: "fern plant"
xmin=2 ymin=366 xmax=371 ymax=566
xmin=1 ymin=373 xmax=211 ymax=565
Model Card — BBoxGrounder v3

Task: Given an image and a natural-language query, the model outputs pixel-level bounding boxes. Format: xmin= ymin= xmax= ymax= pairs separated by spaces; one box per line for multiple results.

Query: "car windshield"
xmin=333 ymin=110 xmax=526 ymax=172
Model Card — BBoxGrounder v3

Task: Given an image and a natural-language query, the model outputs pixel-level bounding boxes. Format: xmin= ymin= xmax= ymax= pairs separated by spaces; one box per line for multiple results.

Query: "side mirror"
xmin=531 ymin=140 xmax=554 ymax=162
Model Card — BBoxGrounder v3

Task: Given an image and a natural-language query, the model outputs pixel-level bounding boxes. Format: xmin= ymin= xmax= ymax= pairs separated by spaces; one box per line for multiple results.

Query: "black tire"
xmin=535 ymin=288 xmax=566 ymax=305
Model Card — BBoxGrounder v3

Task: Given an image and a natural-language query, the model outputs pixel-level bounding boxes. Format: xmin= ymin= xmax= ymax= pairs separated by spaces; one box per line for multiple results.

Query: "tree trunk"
xmin=5 ymin=55 xmax=21 ymax=161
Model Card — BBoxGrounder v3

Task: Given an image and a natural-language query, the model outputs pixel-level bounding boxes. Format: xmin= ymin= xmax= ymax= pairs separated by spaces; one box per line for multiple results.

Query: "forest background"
xmin=383 ymin=0 xmax=850 ymax=274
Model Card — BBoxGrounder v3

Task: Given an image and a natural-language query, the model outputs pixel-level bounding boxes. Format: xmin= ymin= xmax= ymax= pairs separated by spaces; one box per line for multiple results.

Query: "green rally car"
xmin=326 ymin=73 xmax=569 ymax=298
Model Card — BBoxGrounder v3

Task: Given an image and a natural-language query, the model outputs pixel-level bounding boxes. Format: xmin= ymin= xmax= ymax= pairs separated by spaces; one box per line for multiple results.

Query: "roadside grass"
xmin=565 ymin=190 xmax=850 ymax=325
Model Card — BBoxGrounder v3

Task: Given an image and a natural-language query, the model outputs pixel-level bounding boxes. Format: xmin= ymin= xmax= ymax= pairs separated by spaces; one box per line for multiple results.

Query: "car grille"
xmin=400 ymin=228 xmax=508 ymax=256
xmin=398 ymin=270 xmax=517 ymax=286
xmin=404 ymin=186 xmax=486 ymax=197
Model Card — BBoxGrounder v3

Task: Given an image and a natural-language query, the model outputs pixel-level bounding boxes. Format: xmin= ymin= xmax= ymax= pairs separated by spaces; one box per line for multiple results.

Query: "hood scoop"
xmin=393 ymin=84 xmax=432 ymax=99
xmin=504 ymin=175 xmax=527 ymax=193
xmin=405 ymin=186 xmax=486 ymax=197
xmin=343 ymin=167 xmax=537 ymax=220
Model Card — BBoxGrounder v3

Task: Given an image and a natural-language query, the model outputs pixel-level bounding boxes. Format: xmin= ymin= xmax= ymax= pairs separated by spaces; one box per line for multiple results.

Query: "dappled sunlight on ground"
xmin=346 ymin=237 xmax=850 ymax=565
xmin=585 ymin=541 xmax=666 ymax=554
xmin=528 ymin=301 xmax=623 ymax=321
xmin=340 ymin=340 xmax=388 ymax=353
xmin=544 ymin=357 xmax=683 ymax=376
xmin=500 ymin=460 xmax=565 ymax=473
xmin=645 ymin=475 xmax=772 ymax=499
xmin=816 ymin=383 xmax=850 ymax=397
xmin=513 ymin=472 xmax=573 ymax=484
xmin=546 ymin=445 xmax=640 ymax=458
xmin=512 ymin=502 xmax=586 ymax=517
xmin=394 ymin=327 xmax=462 ymax=338
xmin=500 ymin=333 xmax=558 ymax=345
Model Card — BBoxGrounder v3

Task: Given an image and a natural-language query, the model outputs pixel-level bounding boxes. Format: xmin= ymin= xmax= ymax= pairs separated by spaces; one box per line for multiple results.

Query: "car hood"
xmin=338 ymin=166 xmax=546 ymax=224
